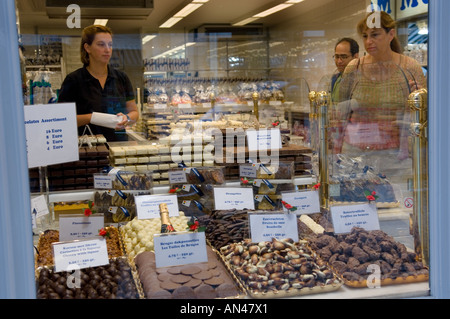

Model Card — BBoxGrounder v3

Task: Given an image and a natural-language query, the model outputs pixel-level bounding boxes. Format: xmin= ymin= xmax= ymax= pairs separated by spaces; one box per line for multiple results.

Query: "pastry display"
xmin=134 ymin=247 xmax=242 ymax=299
xmin=36 ymin=258 xmax=140 ymax=299
xmin=120 ymin=214 xmax=191 ymax=260
xmin=35 ymin=227 xmax=123 ymax=268
xmin=307 ymin=227 xmax=429 ymax=287
xmin=220 ymin=238 xmax=341 ymax=298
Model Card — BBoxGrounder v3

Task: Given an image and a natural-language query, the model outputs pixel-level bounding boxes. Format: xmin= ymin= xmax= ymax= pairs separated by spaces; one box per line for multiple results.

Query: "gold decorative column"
xmin=408 ymin=88 xmax=429 ymax=266
xmin=308 ymin=91 xmax=319 ymax=153
xmin=210 ymin=92 xmax=216 ymax=121
xmin=252 ymin=92 xmax=259 ymax=121
xmin=316 ymin=91 xmax=330 ymax=209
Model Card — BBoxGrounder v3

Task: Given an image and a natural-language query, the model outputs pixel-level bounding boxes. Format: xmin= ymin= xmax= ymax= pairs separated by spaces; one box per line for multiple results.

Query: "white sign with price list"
xmin=249 ymin=213 xmax=299 ymax=243
xmin=330 ymin=203 xmax=380 ymax=234
xmin=153 ymin=232 xmax=208 ymax=268
xmin=52 ymin=237 xmax=109 ymax=273
xmin=213 ymin=187 xmax=255 ymax=210
xmin=24 ymin=103 xmax=79 ymax=168
xmin=246 ymin=128 xmax=282 ymax=152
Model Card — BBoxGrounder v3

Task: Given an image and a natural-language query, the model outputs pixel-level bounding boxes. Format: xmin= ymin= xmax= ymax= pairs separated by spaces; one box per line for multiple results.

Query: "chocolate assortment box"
xmin=219 ymin=238 xmax=342 ymax=298
xmin=35 ymin=227 xmax=123 ymax=268
xmin=134 ymin=247 xmax=244 ymax=299
xmin=298 ymin=213 xmax=429 ymax=288
xmin=36 ymin=258 xmax=141 ymax=299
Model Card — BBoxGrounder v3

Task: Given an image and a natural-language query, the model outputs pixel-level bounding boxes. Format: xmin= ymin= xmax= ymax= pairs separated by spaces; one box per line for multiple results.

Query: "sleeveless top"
xmin=335 ymin=55 xmax=426 ymax=151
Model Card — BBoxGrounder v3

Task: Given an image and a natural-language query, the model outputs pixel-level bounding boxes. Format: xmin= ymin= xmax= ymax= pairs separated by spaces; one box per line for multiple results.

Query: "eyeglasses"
xmin=333 ymin=54 xmax=351 ymax=60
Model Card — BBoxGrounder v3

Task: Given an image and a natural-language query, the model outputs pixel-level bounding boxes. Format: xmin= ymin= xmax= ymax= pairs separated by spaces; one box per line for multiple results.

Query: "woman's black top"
xmin=58 ymin=65 xmax=135 ymax=141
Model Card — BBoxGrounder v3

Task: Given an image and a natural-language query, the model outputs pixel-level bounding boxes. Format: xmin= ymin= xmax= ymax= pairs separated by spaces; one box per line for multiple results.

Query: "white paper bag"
xmin=91 ymin=112 xmax=122 ymax=129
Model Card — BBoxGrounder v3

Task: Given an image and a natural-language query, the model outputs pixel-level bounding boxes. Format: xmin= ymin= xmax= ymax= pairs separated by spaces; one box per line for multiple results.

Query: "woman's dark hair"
xmin=335 ymin=38 xmax=360 ymax=57
xmin=81 ymin=25 xmax=113 ymax=66
xmin=357 ymin=11 xmax=403 ymax=54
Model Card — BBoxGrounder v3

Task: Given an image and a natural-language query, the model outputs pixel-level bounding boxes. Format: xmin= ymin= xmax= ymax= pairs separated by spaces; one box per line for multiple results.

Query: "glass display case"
xmin=3 ymin=0 xmax=445 ymax=301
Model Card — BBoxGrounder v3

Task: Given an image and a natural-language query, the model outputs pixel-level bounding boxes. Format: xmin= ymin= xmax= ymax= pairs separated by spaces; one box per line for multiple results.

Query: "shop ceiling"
xmin=16 ymin=0 xmax=330 ymax=35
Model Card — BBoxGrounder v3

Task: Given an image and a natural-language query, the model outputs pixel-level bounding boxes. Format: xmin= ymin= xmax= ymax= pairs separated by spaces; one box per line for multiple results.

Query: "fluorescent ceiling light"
xmin=174 ymin=3 xmax=203 ymax=17
xmin=234 ymin=0 xmax=304 ymax=26
xmin=142 ymin=35 xmax=157 ymax=45
xmin=159 ymin=17 xmax=183 ymax=28
xmin=94 ymin=19 xmax=108 ymax=26
xmin=159 ymin=0 xmax=208 ymax=28
xmin=233 ymin=17 xmax=260 ymax=26
xmin=253 ymin=4 xmax=293 ymax=18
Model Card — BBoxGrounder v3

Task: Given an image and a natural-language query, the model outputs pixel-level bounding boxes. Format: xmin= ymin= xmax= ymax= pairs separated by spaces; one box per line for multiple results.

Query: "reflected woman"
xmin=334 ymin=11 xmax=426 ymax=166
xmin=58 ymin=25 xmax=139 ymax=141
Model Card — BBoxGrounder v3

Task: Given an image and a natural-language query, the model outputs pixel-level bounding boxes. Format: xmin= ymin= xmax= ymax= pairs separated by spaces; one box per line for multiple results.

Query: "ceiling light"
xmin=233 ymin=0 xmax=304 ymax=26
xmin=159 ymin=0 xmax=208 ymax=29
xmin=159 ymin=17 xmax=183 ymax=28
xmin=174 ymin=3 xmax=203 ymax=18
xmin=94 ymin=19 xmax=108 ymax=26
xmin=233 ymin=17 xmax=260 ymax=26
xmin=253 ymin=4 xmax=293 ymax=18
xmin=142 ymin=35 xmax=157 ymax=45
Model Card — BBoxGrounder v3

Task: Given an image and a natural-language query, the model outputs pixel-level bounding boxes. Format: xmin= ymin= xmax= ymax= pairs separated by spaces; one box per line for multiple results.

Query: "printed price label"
xmin=153 ymin=232 xmax=208 ymax=268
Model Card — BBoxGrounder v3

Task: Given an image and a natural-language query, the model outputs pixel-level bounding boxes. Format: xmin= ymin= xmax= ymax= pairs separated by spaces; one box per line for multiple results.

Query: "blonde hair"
xmin=81 ymin=25 xmax=113 ymax=66
xmin=357 ymin=11 xmax=403 ymax=54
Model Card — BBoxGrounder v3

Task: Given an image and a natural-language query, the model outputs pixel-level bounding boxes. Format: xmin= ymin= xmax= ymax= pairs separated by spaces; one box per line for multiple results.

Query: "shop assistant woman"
xmin=334 ymin=11 xmax=426 ymax=164
xmin=58 ymin=25 xmax=139 ymax=141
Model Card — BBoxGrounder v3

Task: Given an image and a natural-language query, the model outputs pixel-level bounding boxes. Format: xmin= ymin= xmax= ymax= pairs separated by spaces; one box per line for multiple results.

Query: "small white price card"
xmin=52 ymin=237 xmax=109 ymax=273
xmin=239 ymin=164 xmax=257 ymax=178
xmin=281 ymin=191 xmax=321 ymax=215
xmin=168 ymin=170 xmax=187 ymax=184
xmin=134 ymin=194 xmax=180 ymax=219
xmin=249 ymin=213 xmax=299 ymax=243
xmin=330 ymin=203 xmax=380 ymax=234
xmin=58 ymin=214 xmax=105 ymax=242
xmin=93 ymin=175 xmax=113 ymax=189
xmin=213 ymin=187 xmax=255 ymax=210
xmin=153 ymin=232 xmax=208 ymax=268
xmin=246 ymin=128 xmax=282 ymax=152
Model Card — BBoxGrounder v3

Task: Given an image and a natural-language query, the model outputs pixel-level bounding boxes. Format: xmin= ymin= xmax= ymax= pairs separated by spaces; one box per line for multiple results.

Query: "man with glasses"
xmin=331 ymin=38 xmax=359 ymax=102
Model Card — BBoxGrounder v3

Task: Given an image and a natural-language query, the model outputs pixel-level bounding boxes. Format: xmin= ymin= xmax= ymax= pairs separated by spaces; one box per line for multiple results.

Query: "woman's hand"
xmin=115 ymin=112 xmax=131 ymax=130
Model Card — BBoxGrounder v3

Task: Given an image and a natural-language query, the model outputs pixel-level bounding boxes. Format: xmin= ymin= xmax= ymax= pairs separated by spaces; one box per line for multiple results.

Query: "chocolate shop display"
xmin=120 ymin=214 xmax=191 ymax=260
xmin=36 ymin=257 xmax=141 ymax=299
xmin=134 ymin=247 xmax=243 ymax=299
xmin=35 ymin=227 xmax=124 ymax=268
xmin=220 ymin=238 xmax=342 ymax=298
xmin=300 ymin=216 xmax=429 ymax=288
xmin=329 ymin=155 xmax=398 ymax=206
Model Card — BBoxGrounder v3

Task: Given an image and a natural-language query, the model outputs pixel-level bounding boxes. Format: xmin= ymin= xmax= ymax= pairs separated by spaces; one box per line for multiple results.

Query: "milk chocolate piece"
xmin=180 ymin=265 xmax=202 ymax=275
xmin=172 ymin=286 xmax=196 ymax=299
xmin=194 ymin=284 xmax=217 ymax=299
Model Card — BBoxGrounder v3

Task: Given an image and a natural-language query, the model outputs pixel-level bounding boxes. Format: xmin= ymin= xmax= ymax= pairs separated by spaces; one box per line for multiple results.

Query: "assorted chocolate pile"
xmin=35 ymin=227 xmax=123 ymax=268
xmin=200 ymin=209 xmax=250 ymax=250
xmin=134 ymin=248 xmax=241 ymax=299
xmin=308 ymin=227 xmax=429 ymax=283
xmin=36 ymin=258 xmax=140 ymax=299
xmin=221 ymin=238 xmax=339 ymax=296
